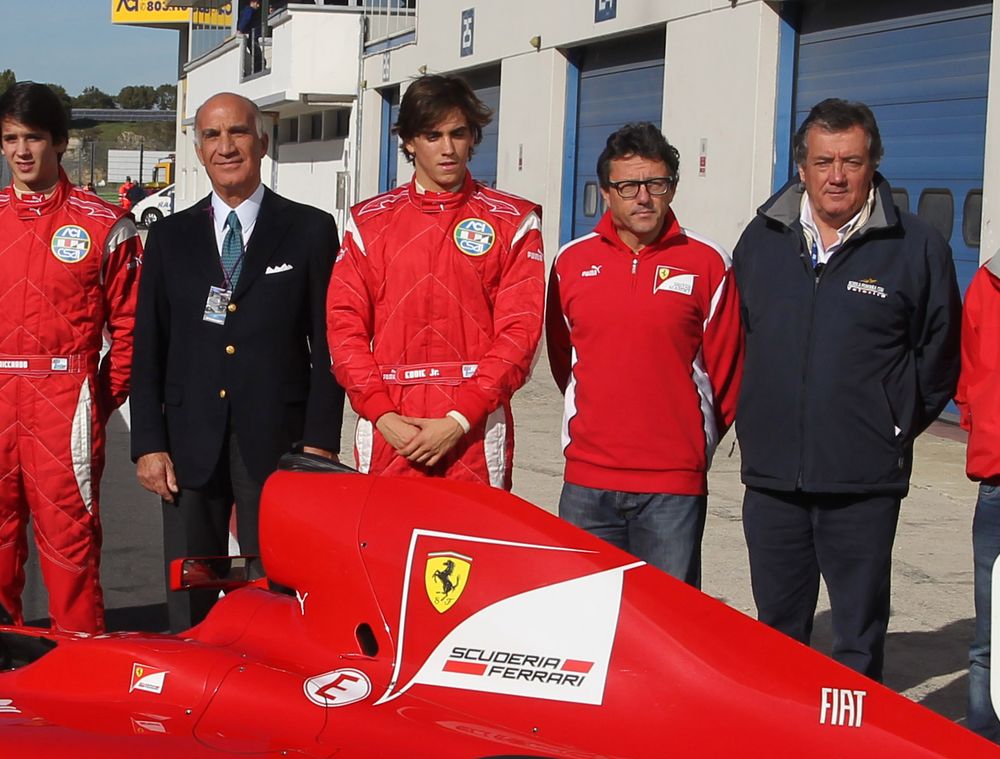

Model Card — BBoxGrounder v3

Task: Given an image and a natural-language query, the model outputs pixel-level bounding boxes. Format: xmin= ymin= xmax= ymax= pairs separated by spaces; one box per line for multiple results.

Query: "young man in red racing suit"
xmin=0 ymin=83 xmax=142 ymax=633
xmin=327 ymin=75 xmax=544 ymax=489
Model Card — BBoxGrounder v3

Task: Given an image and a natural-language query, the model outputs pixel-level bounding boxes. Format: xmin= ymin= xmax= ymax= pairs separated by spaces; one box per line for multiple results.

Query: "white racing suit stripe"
xmin=70 ymin=379 xmax=93 ymax=514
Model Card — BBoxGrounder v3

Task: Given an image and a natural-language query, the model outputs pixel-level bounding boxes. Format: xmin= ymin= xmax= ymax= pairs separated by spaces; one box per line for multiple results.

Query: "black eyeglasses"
xmin=607 ymin=177 xmax=676 ymax=199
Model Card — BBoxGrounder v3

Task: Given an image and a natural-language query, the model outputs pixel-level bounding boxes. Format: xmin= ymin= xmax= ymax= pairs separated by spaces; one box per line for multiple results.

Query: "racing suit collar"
xmin=407 ymin=171 xmax=475 ymax=212
xmin=9 ymin=167 xmax=72 ymax=220
xmin=594 ymin=206 xmax=683 ymax=256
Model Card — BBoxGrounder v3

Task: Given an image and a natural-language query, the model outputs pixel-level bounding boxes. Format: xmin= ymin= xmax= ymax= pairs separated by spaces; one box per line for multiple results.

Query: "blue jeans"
xmin=558 ymin=483 xmax=706 ymax=587
xmin=969 ymin=482 xmax=1000 ymax=742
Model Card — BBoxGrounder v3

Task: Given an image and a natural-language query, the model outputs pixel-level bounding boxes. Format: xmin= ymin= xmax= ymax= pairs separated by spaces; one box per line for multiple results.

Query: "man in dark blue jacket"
xmin=732 ymin=99 xmax=961 ymax=681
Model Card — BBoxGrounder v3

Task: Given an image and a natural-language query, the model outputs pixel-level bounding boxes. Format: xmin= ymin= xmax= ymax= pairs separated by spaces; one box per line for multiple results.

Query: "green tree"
xmin=155 ymin=83 xmax=177 ymax=111
xmin=46 ymin=83 xmax=73 ymax=118
xmin=118 ymin=85 xmax=157 ymax=110
xmin=0 ymin=69 xmax=15 ymax=97
xmin=73 ymin=86 xmax=116 ymax=109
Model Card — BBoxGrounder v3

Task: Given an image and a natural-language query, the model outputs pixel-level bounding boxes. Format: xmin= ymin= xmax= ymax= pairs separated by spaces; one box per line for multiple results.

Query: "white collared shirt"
xmin=800 ymin=186 xmax=875 ymax=267
xmin=210 ymin=183 xmax=265 ymax=255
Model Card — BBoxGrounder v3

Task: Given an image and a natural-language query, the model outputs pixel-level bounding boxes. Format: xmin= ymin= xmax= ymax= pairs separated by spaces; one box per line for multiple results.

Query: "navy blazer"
xmin=130 ymin=188 xmax=344 ymax=487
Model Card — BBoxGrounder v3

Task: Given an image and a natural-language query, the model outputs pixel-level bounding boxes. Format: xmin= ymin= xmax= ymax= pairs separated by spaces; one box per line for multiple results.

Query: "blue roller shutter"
xmin=567 ymin=32 xmax=665 ymax=240
xmin=795 ymin=2 xmax=991 ymax=296
xmin=379 ymin=86 xmax=400 ymax=192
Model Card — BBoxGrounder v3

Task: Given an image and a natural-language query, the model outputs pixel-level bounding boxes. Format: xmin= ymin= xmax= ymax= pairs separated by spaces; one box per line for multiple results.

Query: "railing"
xmin=71 ymin=109 xmax=177 ymax=123
xmin=362 ymin=0 xmax=416 ymax=46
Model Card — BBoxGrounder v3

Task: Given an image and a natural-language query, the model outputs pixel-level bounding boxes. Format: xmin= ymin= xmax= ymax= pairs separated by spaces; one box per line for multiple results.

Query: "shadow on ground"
xmin=807 ymin=609 xmax=973 ymax=721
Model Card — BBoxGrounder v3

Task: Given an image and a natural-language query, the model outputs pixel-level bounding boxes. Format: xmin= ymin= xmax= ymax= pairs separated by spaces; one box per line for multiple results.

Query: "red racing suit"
xmin=547 ymin=210 xmax=743 ymax=495
xmin=327 ymin=174 xmax=544 ymax=489
xmin=0 ymin=168 xmax=142 ymax=633
xmin=957 ymin=257 xmax=1000 ymax=482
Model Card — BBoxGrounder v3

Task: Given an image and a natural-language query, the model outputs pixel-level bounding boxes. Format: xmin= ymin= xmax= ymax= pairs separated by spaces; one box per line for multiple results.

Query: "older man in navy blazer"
xmin=130 ymin=92 xmax=344 ymax=632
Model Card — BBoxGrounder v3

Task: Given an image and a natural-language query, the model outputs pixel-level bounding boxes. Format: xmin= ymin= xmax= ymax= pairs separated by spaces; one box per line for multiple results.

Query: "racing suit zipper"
xmin=630 ymin=257 xmax=638 ymax=293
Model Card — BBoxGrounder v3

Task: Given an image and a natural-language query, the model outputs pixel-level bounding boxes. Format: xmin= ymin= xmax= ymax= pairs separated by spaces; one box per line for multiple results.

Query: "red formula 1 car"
xmin=0 ymin=460 xmax=995 ymax=757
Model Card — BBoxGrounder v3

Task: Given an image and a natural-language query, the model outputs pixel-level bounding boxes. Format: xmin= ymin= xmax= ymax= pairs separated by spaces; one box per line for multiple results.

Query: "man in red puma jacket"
xmin=547 ymin=122 xmax=742 ymax=586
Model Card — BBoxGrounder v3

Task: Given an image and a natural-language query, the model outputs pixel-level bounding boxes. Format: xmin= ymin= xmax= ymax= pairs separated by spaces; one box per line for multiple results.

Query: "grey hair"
xmin=193 ymin=92 xmax=267 ymax=146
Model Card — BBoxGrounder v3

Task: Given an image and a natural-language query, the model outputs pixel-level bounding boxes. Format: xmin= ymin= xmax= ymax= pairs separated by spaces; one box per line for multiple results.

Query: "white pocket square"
xmin=265 ymin=263 xmax=294 ymax=274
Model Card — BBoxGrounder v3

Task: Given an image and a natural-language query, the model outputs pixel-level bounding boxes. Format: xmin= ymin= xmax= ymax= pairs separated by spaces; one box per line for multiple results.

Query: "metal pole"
xmin=138 ymin=142 xmax=145 ymax=188
xmin=89 ymin=141 xmax=95 ymax=186
xmin=78 ymin=145 xmax=83 ymax=185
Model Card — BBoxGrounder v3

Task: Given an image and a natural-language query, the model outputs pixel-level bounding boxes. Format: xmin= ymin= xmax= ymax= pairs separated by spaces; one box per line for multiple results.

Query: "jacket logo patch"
xmin=454 ymin=218 xmax=495 ymax=256
xmin=425 ymin=551 xmax=472 ymax=612
xmin=653 ymin=265 xmax=695 ymax=295
xmin=846 ymin=278 xmax=887 ymax=299
xmin=51 ymin=225 xmax=91 ymax=263
xmin=580 ymin=265 xmax=602 ymax=278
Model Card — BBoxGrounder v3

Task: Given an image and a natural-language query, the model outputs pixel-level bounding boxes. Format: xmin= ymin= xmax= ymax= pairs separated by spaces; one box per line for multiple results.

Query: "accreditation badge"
xmin=203 ymin=286 xmax=232 ymax=325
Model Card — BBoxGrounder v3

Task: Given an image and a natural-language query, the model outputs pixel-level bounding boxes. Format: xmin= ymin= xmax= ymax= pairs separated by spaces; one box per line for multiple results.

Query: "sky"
xmin=1 ymin=1 xmax=180 ymax=97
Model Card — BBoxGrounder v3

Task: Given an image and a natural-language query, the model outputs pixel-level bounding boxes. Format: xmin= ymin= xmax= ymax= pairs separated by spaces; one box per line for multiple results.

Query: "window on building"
xmin=891 ymin=188 xmax=909 ymax=213
xmin=964 ymin=189 xmax=983 ymax=248
xmin=583 ymin=182 xmax=599 ymax=217
xmin=309 ymin=113 xmax=323 ymax=141
xmin=917 ymin=189 xmax=954 ymax=242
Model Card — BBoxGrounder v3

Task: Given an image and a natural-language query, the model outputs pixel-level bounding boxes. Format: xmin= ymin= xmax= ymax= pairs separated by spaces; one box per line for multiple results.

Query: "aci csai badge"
xmin=454 ymin=218 xmax=495 ymax=256
xmin=51 ymin=225 xmax=92 ymax=264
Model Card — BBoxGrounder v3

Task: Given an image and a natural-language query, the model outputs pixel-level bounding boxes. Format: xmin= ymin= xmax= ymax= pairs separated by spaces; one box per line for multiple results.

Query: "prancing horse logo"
xmin=424 ymin=552 xmax=473 ymax=613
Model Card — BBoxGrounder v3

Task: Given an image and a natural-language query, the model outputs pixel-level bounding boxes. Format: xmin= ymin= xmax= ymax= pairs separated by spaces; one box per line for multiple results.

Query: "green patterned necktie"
xmin=221 ymin=209 xmax=243 ymax=288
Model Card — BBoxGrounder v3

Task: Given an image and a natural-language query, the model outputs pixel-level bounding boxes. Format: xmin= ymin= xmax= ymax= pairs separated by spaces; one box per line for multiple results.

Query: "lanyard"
xmin=221 ymin=250 xmax=245 ymax=290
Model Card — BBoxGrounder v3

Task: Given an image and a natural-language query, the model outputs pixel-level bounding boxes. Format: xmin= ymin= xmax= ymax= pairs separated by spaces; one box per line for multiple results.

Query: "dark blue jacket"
xmin=732 ymin=173 xmax=961 ymax=496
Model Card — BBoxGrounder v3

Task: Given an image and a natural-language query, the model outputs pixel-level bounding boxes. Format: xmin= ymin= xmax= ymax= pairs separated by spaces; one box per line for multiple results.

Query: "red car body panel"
xmin=0 ymin=471 xmax=994 ymax=757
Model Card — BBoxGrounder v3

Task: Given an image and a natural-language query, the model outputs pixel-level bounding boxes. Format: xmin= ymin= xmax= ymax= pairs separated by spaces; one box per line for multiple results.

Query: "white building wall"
xmin=495 ymin=51 xmax=568 ymax=253
xmin=981 ymin=4 xmax=1000 ymax=261
xmin=175 ymin=5 xmax=363 ymax=213
xmin=275 ymin=138 xmax=351 ymax=229
xmin=663 ymin=3 xmax=781 ymax=249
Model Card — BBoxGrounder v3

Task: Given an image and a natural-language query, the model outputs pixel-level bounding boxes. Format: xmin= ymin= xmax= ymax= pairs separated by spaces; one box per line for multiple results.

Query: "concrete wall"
xmin=175 ymin=5 xmax=364 ymax=213
xmin=495 ymin=50 xmax=569 ymax=256
xmin=981 ymin=6 xmax=1000 ymax=261
xmin=663 ymin=3 xmax=781 ymax=249
xmin=274 ymin=138 xmax=351 ymax=230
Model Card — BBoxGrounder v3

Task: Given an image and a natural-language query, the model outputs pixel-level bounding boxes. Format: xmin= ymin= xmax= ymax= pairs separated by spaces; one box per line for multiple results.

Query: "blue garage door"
xmin=463 ymin=66 xmax=501 ymax=189
xmin=566 ymin=32 xmax=665 ymax=241
xmin=379 ymin=86 xmax=400 ymax=192
xmin=795 ymin=2 xmax=991 ymax=297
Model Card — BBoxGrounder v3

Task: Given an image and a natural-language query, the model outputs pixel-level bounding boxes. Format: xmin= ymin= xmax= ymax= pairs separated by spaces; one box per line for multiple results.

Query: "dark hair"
xmin=393 ymin=74 xmax=492 ymax=164
xmin=793 ymin=98 xmax=883 ymax=168
xmin=596 ymin=122 xmax=680 ymax=189
xmin=0 ymin=81 xmax=70 ymax=150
